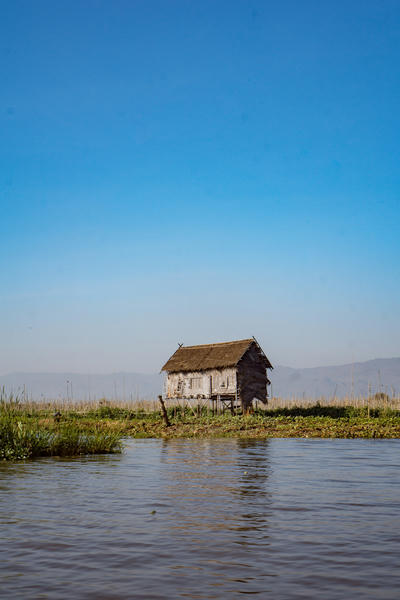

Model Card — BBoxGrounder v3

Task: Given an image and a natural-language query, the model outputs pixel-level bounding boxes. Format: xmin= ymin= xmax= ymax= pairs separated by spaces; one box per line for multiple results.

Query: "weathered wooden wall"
xmin=237 ymin=343 xmax=269 ymax=410
xmin=166 ymin=368 xmax=237 ymax=399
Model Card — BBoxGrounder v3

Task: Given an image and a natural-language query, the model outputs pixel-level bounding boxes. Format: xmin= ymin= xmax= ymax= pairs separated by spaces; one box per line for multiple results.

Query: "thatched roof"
xmin=161 ymin=338 xmax=272 ymax=373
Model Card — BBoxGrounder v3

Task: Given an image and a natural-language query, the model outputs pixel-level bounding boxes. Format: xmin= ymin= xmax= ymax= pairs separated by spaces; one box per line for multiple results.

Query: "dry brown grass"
xmin=267 ymin=393 xmax=400 ymax=411
xmin=3 ymin=387 xmax=400 ymax=415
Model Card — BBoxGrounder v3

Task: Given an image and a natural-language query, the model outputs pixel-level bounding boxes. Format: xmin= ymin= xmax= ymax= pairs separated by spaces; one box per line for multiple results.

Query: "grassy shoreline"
xmin=2 ymin=399 xmax=400 ymax=460
xmin=82 ymin=406 xmax=400 ymax=440
xmin=0 ymin=400 xmax=123 ymax=460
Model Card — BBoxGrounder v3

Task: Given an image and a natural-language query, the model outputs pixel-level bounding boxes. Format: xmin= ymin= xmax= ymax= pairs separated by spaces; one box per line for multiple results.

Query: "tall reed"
xmin=0 ymin=391 xmax=123 ymax=460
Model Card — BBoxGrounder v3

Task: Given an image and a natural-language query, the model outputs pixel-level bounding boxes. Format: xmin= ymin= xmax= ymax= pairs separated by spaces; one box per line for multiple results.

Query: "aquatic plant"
xmin=0 ymin=417 xmax=123 ymax=460
xmin=1 ymin=390 xmax=400 ymax=458
xmin=0 ymin=393 xmax=123 ymax=460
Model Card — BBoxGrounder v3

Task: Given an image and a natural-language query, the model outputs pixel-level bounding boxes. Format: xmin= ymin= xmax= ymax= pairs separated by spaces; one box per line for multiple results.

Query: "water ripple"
xmin=0 ymin=438 xmax=399 ymax=599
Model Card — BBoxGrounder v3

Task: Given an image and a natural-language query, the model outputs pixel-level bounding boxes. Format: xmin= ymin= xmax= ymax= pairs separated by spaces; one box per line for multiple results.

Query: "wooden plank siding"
xmin=237 ymin=342 xmax=270 ymax=410
xmin=166 ymin=367 xmax=237 ymax=399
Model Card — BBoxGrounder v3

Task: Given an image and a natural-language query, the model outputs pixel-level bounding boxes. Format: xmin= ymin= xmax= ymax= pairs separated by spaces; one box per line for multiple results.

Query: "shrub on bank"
xmin=0 ymin=417 xmax=122 ymax=460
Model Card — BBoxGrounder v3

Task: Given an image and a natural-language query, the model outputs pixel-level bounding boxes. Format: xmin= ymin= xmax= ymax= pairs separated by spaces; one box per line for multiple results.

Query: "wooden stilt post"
xmin=158 ymin=395 xmax=171 ymax=427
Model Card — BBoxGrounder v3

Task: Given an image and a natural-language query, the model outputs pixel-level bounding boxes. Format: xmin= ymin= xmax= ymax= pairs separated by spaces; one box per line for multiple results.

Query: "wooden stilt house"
xmin=161 ymin=338 xmax=273 ymax=411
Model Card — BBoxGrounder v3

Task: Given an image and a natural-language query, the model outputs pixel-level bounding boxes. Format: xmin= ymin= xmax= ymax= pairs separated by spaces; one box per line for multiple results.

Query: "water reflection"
xmin=159 ymin=437 xmax=271 ymax=503
xmin=157 ymin=439 xmax=272 ymax=593
xmin=0 ymin=439 xmax=399 ymax=599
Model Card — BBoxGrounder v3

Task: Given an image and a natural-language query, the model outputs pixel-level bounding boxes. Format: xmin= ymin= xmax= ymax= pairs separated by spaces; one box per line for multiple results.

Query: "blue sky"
xmin=1 ymin=0 xmax=399 ymax=373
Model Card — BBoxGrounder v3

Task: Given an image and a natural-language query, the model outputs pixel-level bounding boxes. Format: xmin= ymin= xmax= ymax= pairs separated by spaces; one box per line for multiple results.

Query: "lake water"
xmin=0 ymin=438 xmax=399 ymax=599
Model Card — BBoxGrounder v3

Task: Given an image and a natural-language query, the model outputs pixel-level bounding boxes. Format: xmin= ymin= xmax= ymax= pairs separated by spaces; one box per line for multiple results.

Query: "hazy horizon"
xmin=2 ymin=357 xmax=400 ymax=401
xmin=2 ymin=354 xmax=400 ymax=378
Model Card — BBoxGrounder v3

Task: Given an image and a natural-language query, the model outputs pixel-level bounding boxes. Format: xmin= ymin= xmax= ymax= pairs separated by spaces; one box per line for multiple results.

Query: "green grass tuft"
xmin=0 ymin=395 xmax=123 ymax=460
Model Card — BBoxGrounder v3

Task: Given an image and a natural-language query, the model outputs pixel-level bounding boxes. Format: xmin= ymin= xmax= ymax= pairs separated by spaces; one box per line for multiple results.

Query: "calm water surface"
xmin=0 ymin=438 xmax=399 ymax=599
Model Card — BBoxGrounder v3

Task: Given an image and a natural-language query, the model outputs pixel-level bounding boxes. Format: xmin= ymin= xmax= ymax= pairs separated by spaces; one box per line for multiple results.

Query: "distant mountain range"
xmin=1 ymin=358 xmax=399 ymax=401
xmin=270 ymin=358 xmax=400 ymax=399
